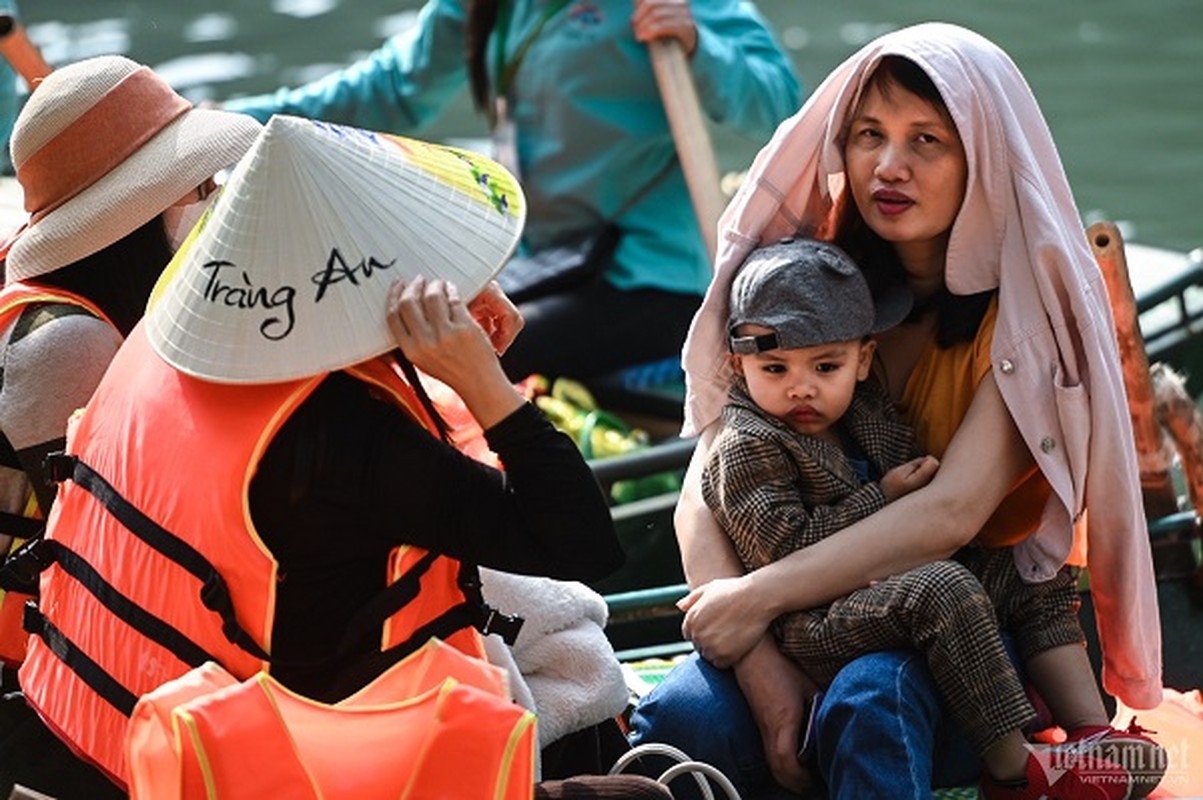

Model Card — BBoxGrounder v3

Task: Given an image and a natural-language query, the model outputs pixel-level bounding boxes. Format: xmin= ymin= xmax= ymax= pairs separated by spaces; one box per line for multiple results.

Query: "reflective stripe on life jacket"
xmin=0 ymin=283 xmax=110 ymax=667
xmin=127 ymin=638 xmax=535 ymax=800
xmin=19 ymin=322 xmax=496 ymax=786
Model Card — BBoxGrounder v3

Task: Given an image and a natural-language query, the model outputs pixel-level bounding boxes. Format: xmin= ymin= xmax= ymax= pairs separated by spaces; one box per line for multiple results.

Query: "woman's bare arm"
xmin=674 ymin=424 xmax=819 ymax=792
xmin=674 ymin=424 xmax=743 ymax=587
xmin=680 ymin=372 xmax=1034 ymax=665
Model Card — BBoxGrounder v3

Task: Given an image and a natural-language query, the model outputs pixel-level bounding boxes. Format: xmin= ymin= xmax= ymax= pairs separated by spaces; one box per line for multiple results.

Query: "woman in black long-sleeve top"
xmin=251 ymin=278 xmax=624 ymax=700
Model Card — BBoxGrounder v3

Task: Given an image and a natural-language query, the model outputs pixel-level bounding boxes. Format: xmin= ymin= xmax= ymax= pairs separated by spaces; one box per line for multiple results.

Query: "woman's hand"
xmin=630 ymin=0 xmax=698 ymax=56
xmin=388 ymin=276 xmax=523 ymax=429
xmin=735 ymin=638 xmax=819 ymax=795
xmin=388 ymin=276 xmax=495 ymax=386
xmin=467 ymin=280 xmax=524 ymax=355
xmin=678 ymin=574 xmax=773 ymax=667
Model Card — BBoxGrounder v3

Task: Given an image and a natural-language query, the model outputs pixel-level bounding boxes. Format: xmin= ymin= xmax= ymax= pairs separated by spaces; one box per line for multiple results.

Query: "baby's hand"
xmin=880 ymin=455 xmax=939 ymax=502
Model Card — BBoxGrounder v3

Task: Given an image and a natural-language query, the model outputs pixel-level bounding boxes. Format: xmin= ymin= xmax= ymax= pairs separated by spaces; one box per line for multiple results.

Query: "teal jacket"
xmin=224 ymin=0 xmax=801 ymax=296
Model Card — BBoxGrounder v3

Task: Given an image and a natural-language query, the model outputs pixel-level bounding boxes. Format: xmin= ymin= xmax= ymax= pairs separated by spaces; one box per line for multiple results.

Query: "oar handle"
xmin=0 ymin=16 xmax=52 ymax=89
xmin=648 ymin=38 xmax=724 ymax=264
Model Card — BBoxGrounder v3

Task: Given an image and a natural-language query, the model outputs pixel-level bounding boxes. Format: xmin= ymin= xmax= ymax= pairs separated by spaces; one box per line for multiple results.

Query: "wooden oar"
xmin=1088 ymin=221 xmax=1179 ymax=518
xmin=0 ymin=15 xmax=51 ymax=89
xmin=647 ymin=38 xmax=724 ymax=262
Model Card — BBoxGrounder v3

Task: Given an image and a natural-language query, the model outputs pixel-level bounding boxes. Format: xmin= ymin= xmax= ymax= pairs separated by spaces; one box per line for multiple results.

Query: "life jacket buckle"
xmin=479 ymin=606 xmax=524 ymax=645
xmin=199 ymin=571 xmax=238 ymax=627
xmin=0 ymin=537 xmax=55 ymax=593
xmin=43 ymin=452 xmax=78 ymax=484
xmin=22 ymin=598 xmax=43 ymax=636
xmin=199 ymin=572 xmax=241 ymax=643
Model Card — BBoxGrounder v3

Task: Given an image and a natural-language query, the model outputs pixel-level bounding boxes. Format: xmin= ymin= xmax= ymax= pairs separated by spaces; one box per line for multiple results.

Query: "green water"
xmin=19 ymin=0 xmax=1203 ymax=253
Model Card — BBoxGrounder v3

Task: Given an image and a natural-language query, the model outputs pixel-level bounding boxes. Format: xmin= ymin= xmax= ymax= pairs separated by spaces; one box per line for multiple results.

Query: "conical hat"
xmin=145 ymin=115 xmax=525 ymax=384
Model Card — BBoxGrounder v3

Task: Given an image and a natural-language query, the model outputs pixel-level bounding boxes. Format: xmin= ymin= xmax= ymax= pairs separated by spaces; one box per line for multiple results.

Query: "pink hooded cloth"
xmin=682 ymin=23 xmax=1161 ymax=709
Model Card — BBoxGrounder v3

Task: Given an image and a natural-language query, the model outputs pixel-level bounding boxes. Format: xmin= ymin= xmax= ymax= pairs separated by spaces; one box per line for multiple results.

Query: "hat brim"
xmin=5 ymin=108 xmax=262 ymax=283
xmin=145 ymin=116 xmax=526 ymax=385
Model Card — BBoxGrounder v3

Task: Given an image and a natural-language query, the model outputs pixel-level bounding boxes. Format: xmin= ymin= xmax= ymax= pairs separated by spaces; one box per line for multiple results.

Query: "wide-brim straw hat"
xmin=145 ymin=115 xmax=526 ymax=384
xmin=5 ymin=55 xmax=261 ymax=283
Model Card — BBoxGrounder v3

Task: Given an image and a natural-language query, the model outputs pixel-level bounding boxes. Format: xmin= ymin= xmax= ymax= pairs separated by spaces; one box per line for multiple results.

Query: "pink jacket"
xmin=681 ymin=22 xmax=1161 ymax=709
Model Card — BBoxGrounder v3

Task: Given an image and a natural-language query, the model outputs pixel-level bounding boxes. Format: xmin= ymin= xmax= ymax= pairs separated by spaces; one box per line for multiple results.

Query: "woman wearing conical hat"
xmin=17 ymin=115 xmax=660 ymax=799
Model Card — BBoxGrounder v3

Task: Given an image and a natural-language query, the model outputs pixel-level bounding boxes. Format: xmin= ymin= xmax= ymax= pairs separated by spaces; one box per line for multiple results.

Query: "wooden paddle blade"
xmin=1089 ymin=221 xmax=1179 ymax=518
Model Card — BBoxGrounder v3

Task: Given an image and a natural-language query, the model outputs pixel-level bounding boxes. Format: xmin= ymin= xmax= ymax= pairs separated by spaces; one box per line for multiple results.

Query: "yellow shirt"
xmin=899 ymin=297 xmax=1050 ymax=547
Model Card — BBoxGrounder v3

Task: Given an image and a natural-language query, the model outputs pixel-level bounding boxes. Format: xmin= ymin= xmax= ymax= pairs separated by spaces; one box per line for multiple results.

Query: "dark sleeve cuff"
xmin=482 ymin=402 xmax=554 ymax=448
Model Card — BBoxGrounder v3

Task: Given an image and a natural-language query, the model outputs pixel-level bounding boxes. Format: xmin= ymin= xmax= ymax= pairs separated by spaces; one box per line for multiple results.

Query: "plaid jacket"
xmin=702 ymin=379 xmax=918 ymax=572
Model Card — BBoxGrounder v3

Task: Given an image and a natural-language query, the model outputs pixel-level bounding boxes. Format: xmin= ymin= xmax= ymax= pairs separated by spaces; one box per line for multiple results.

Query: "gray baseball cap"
xmin=728 ymin=238 xmax=913 ymax=354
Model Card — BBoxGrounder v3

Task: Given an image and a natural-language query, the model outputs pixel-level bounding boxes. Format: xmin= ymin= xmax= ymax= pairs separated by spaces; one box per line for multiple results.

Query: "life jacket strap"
xmin=324 ymin=566 xmax=524 ymax=697
xmin=23 ymin=601 xmax=138 ymax=716
xmin=0 ymin=430 xmax=22 ymax=471
xmin=0 ymin=510 xmax=43 ymax=540
xmin=0 ymin=430 xmax=46 ymax=539
xmin=337 ymin=555 xmax=524 ymax=662
xmin=329 ymin=601 xmax=495 ymax=696
xmin=45 ymin=452 xmax=271 ymax=662
xmin=21 ymin=540 xmax=220 ymax=716
xmin=336 ymin=549 xmax=441 ymax=658
xmin=37 ymin=539 xmax=218 ymax=670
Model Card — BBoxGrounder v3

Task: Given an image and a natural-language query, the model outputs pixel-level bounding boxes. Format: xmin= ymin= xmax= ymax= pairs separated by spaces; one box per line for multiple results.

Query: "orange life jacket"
xmin=0 ymin=283 xmax=109 ymax=667
xmin=127 ymin=638 xmax=536 ymax=800
xmin=19 ymin=322 xmax=515 ymax=786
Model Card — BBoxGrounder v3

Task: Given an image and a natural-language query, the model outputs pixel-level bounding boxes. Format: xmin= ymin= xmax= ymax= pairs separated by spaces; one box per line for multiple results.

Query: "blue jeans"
xmin=628 ymin=650 xmax=982 ymax=799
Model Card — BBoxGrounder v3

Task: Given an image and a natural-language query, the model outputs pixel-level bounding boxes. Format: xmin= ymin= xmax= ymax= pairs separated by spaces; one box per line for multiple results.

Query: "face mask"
xmin=163 ymin=191 xmax=216 ymax=251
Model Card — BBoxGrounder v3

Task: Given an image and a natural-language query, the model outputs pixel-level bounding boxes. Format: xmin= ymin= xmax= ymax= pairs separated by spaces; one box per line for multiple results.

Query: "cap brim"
xmin=870 ymin=275 xmax=914 ymax=333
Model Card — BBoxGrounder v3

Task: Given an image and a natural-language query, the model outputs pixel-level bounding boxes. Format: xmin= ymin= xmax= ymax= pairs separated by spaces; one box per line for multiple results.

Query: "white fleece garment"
xmin=479 ymin=568 xmax=628 ymax=749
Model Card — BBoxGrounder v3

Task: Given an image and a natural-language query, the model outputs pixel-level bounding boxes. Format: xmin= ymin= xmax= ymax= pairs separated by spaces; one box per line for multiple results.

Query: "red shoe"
xmin=979 ymin=747 xmax=1130 ymax=800
xmin=1064 ymin=720 xmax=1167 ymax=799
